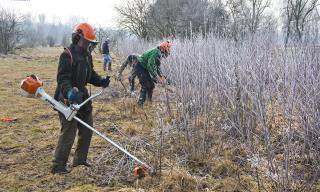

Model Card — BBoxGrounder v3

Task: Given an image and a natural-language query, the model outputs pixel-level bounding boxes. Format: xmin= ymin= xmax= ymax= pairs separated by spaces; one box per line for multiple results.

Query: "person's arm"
xmin=118 ymin=58 xmax=129 ymax=76
xmin=57 ymin=52 xmax=73 ymax=98
xmin=156 ymin=65 xmax=163 ymax=78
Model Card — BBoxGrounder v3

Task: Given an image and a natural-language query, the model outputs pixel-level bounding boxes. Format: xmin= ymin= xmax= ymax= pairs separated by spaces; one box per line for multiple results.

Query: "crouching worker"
xmin=135 ymin=41 xmax=172 ymax=108
xmin=52 ymin=23 xmax=110 ymax=174
xmin=116 ymin=54 xmax=139 ymax=94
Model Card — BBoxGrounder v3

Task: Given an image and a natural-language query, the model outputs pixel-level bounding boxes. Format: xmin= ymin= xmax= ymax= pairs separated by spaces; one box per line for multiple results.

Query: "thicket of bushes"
xmin=115 ymin=34 xmax=320 ymax=190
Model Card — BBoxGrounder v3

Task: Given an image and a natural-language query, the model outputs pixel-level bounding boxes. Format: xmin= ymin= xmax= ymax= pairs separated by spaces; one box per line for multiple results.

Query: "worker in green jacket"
xmin=135 ymin=41 xmax=172 ymax=108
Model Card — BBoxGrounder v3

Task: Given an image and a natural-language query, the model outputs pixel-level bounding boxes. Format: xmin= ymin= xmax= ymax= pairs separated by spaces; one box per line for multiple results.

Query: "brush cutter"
xmin=20 ymin=75 xmax=152 ymax=177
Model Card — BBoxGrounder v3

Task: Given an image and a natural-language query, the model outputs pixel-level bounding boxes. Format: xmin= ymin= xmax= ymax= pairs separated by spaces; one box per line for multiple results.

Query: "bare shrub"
xmin=114 ymin=34 xmax=320 ymax=190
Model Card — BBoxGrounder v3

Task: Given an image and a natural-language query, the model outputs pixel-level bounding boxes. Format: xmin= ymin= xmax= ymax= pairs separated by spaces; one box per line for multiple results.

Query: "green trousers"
xmin=53 ymin=112 xmax=93 ymax=167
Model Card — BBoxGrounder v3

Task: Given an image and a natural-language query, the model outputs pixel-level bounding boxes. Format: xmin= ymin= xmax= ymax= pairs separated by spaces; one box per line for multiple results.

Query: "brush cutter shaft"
xmin=36 ymin=87 xmax=151 ymax=170
xmin=74 ymin=116 xmax=151 ymax=169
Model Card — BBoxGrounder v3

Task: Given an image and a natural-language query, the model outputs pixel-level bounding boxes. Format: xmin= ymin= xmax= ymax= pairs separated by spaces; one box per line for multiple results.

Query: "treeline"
xmin=20 ymin=14 xmax=72 ymax=48
xmin=116 ymin=0 xmax=320 ymax=44
xmin=0 ymin=9 xmax=74 ymax=54
xmin=1 ymin=0 xmax=318 ymax=54
xmin=0 ymin=7 xmax=127 ymax=54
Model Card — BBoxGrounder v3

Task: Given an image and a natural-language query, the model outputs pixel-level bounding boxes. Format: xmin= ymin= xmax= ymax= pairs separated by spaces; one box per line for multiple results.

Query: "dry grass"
xmin=0 ymin=48 xmax=158 ymax=192
xmin=0 ymin=48 xmax=266 ymax=192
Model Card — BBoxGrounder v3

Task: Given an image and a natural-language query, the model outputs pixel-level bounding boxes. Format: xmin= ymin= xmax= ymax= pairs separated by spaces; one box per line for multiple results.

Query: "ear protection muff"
xmin=72 ymin=29 xmax=83 ymax=44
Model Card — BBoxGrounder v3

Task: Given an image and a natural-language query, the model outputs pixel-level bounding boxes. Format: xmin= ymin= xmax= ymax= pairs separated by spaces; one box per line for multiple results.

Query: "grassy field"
xmin=4 ymin=48 xmax=319 ymax=192
xmin=0 ymin=48 xmax=160 ymax=192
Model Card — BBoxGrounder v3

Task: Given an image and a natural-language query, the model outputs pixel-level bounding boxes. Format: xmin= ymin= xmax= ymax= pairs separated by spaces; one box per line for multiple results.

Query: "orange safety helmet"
xmin=73 ymin=22 xmax=98 ymax=43
xmin=159 ymin=40 xmax=172 ymax=54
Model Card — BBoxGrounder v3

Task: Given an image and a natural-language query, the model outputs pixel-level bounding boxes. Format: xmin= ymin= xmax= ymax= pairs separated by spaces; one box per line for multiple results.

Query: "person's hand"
xmin=157 ymin=76 xmax=166 ymax=85
xmin=67 ymin=87 xmax=82 ymax=104
xmin=101 ymin=76 xmax=110 ymax=88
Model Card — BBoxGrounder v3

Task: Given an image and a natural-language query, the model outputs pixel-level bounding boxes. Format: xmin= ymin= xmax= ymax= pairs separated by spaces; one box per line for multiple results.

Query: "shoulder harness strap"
xmin=64 ymin=47 xmax=73 ymax=65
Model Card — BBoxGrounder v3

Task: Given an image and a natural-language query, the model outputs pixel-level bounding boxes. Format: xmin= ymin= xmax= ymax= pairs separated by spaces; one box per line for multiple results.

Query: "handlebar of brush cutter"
xmin=72 ymin=88 xmax=105 ymax=110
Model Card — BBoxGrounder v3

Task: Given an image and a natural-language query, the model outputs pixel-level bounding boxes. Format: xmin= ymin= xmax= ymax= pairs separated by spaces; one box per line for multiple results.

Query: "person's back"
xmin=138 ymin=48 xmax=161 ymax=77
xmin=102 ymin=39 xmax=112 ymax=71
xmin=102 ymin=41 xmax=109 ymax=54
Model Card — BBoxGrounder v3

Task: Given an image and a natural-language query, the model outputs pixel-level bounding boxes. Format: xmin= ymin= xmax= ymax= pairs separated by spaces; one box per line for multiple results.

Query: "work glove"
xmin=101 ymin=76 xmax=110 ymax=88
xmin=157 ymin=76 xmax=166 ymax=85
xmin=67 ymin=87 xmax=83 ymax=104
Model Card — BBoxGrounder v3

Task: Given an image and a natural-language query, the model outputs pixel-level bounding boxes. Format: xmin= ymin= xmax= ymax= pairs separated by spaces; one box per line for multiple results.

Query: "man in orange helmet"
xmin=52 ymin=23 xmax=110 ymax=174
xmin=135 ymin=41 xmax=172 ymax=108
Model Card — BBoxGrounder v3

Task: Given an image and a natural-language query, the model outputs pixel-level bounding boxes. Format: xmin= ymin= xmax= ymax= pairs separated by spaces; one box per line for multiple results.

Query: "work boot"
xmin=137 ymin=88 xmax=147 ymax=108
xmin=108 ymin=63 xmax=112 ymax=71
xmin=147 ymin=89 xmax=153 ymax=102
xmin=51 ymin=165 xmax=70 ymax=175
xmin=73 ymin=161 xmax=92 ymax=167
xmin=137 ymin=101 xmax=144 ymax=109
xmin=129 ymin=85 xmax=134 ymax=92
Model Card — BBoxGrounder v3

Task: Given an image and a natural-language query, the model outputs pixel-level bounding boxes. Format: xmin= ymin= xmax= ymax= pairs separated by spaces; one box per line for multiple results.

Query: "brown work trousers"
xmin=52 ymin=112 xmax=93 ymax=167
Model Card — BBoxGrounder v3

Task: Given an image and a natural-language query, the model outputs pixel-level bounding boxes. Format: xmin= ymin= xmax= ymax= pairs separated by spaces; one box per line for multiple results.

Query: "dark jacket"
xmin=54 ymin=44 xmax=103 ymax=113
xmin=102 ymin=41 xmax=109 ymax=54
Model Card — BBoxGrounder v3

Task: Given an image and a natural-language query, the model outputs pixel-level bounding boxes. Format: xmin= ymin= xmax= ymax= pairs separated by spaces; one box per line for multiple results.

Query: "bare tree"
xmin=283 ymin=0 xmax=319 ymax=45
xmin=115 ymin=0 xmax=151 ymax=39
xmin=227 ymin=0 xmax=249 ymax=41
xmin=0 ymin=8 xmax=23 ymax=54
xmin=247 ymin=0 xmax=271 ymax=33
xmin=207 ymin=1 xmax=230 ymax=36
xmin=95 ymin=27 xmax=109 ymax=53
xmin=144 ymin=0 xmax=228 ymax=38
xmin=147 ymin=0 xmax=180 ymax=38
xmin=227 ymin=0 xmax=271 ymax=40
xmin=116 ymin=0 xmax=274 ymax=40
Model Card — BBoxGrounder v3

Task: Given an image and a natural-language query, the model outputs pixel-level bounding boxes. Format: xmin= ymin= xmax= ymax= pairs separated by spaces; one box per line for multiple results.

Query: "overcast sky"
xmin=0 ymin=0 xmax=281 ymax=28
xmin=0 ymin=0 xmax=123 ymax=27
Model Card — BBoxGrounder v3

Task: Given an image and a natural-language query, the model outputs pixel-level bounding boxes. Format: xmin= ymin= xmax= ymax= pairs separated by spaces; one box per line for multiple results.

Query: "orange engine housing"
xmin=20 ymin=75 xmax=43 ymax=94
xmin=133 ymin=165 xmax=147 ymax=178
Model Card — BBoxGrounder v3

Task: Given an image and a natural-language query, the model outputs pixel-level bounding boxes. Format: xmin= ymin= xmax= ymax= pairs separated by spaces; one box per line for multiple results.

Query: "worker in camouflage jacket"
xmin=116 ymin=54 xmax=139 ymax=93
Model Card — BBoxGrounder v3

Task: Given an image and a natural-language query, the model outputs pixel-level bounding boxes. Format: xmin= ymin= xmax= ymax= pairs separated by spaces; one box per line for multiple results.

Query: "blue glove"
xmin=67 ymin=87 xmax=82 ymax=104
xmin=101 ymin=76 xmax=110 ymax=88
